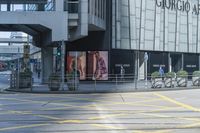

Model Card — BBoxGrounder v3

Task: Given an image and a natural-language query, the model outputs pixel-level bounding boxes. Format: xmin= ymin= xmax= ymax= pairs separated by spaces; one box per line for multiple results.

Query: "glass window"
xmin=68 ymin=0 xmax=79 ymax=13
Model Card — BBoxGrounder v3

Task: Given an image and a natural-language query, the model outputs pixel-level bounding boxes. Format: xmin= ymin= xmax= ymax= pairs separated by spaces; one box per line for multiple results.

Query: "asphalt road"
xmin=1 ymin=89 xmax=200 ymax=133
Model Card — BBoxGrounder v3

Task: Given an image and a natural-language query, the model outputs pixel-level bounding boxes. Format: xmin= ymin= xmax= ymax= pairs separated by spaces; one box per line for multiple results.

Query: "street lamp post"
xmin=61 ymin=40 xmax=65 ymax=91
xmin=144 ymin=52 xmax=148 ymax=89
xmin=17 ymin=47 xmax=20 ymax=89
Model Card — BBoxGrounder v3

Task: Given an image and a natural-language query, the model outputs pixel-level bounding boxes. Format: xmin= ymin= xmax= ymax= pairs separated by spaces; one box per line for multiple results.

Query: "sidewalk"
xmin=6 ymin=80 xmax=200 ymax=94
xmin=5 ymin=72 xmax=200 ymax=94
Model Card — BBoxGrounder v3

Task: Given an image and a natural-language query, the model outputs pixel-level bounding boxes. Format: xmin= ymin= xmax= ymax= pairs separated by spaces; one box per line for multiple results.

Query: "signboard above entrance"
xmin=156 ymin=0 xmax=200 ymax=15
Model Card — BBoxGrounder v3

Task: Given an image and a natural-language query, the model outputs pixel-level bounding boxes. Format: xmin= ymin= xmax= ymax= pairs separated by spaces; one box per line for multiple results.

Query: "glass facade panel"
xmin=112 ymin=0 xmax=200 ymax=54
xmin=68 ymin=0 xmax=79 ymax=13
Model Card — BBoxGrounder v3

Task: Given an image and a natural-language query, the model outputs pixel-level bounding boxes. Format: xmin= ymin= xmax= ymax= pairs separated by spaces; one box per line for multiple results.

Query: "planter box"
xmin=192 ymin=76 xmax=200 ymax=86
xmin=151 ymin=78 xmax=162 ymax=88
xmin=48 ymin=79 xmax=60 ymax=91
xmin=177 ymin=77 xmax=187 ymax=87
xmin=67 ymin=78 xmax=79 ymax=91
xmin=19 ymin=74 xmax=32 ymax=88
xmin=164 ymin=78 xmax=175 ymax=88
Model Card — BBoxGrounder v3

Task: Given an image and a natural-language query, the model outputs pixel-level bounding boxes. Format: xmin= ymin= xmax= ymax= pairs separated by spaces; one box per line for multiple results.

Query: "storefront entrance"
xmin=171 ymin=53 xmax=182 ymax=73
xmin=184 ymin=54 xmax=199 ymax=75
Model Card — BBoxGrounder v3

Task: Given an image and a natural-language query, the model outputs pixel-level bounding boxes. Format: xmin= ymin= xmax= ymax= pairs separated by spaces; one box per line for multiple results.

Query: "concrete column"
xmin=168 ymin=53 xmax=172 ymax=72
xmin=116 ymin=0 xmax=121 ymax=48
xmin=55 ymin=0 xmax=64 ymax=11
xmin=70 ymin=0 xmax=89 ymax=40
xmin=41 ymin=47 xmax=53 ymax=83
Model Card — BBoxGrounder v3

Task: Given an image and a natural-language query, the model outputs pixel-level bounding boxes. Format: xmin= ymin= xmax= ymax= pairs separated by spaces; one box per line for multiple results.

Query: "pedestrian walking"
xmin=37 ymin=68 xmax=41 ymax=79
xmin=120 ymin=65 xmax=125 ymax=82
xmin=159 ymin=66 xmax=164 ymax=78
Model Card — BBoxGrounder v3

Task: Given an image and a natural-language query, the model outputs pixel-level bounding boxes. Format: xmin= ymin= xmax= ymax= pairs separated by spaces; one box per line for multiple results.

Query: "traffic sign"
xmin=30 ymin=59 xmax=37 ymax=63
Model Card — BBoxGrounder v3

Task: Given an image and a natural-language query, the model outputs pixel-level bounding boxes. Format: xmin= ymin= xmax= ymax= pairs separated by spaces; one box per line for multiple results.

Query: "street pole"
xmin=144 ymin=52 xmax=148 ymax=89
xmin=61 ymin=40 xmax=65 ymax=91
xmin=75 ymin=52 xmax=78 ymax=90
xmin=27 ymin=35 xmax=30 ymax=70
xmin=145 ymin=60 xmax=147 ymax=88
xmin=17 ymin=47 xmax=20 ymax=89
xmin=134 ymin=51 xmax=138 ymax=89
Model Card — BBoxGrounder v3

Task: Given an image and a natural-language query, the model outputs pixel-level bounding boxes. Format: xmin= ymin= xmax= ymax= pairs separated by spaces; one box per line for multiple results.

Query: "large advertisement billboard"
xmin=66 ymin=51 xmax=108 ymax=80
xmin=87 ymin=51 xmax=108 ymax=80
xmin=66 ymin=52 xmax=86 ymax=80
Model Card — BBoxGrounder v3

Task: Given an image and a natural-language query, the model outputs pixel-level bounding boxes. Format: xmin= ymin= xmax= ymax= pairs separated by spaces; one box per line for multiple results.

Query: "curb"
xmin=1 ymin=87 xmax=16 ymax=94
xmin=5 ymin=87 xmax=200 ymax=94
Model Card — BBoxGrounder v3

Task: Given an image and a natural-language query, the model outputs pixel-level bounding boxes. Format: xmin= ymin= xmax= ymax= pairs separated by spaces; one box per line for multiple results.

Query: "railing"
xmin=27 ymin=73 xmax=200 ymax=93
xmin=0 ymin=71 xmax=11 ymax=91
xmin=0 ymin=0 xmax=55 ymax=12
xmin=0 ymin=0 xmax=80 ymax=12
xmin=25 ymin=0 xmax=55 ymax=11
xmin=9 ymin=70 xmax=33 ymax=91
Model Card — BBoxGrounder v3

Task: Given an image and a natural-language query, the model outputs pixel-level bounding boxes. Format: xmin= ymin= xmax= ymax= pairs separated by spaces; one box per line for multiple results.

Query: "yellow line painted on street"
xmin=0 ymin=123 xmax=50 ymax=131
xmin=7 ymin=109 xmax=85 ymax=124
xmin=139 ymin=113 xmax=170 ymax=118
xmin=153 ymin=93 xmax=200 ymax=112
xmin=180 ymin=122 xmax=200 ymax=128
xmin=0 ymin=101 xmax=36 ymax=106
xmin=58 ymin=120 xmax=84 ymax=124
xmin=133 ymin=131 xmax=146 ymax=133
xmin=6 ymin=109 xmax=62 ymax=121
xmin=140 ymin=112 xmax=200 ymax=123
xmin=133 ymin=130 xmax=171 ymax=133
xmin=41 ymin=98 xmax=161 ymax=112
xmin=154 ymin=130 xmax=172 ymax=133
xmin=42 ymin=103 xmax=170 ymax=112
xmin=127 ymin=103 xmax=175 ymax=109
xmin=5 ymin=97 xmax=96 ymax=110
xmin=35 ymin=115 xmax=60 ymax=120
xmin=41 ymin=107 xmax=71 ymax=111
xmin=112 ymin=106 xmax=182 ymax=114
xmin=46 ymin=93 xmax=150 ymax=101
xmin=10 ymin=110 xmax=32 ymax=115
xmin=84 ymin=99 xmax=161 ymax=108
xmin=82 ymin=98 xmax=164 ymax=111
xmin=4 ymin=98 xmax=47 ymax=104
xmin=57 ymin=93 xmax=159 ymax=105
xmin=0 ymin=112 xmax=14 ymax=115
xmin=41 ymin=98 xmax=163 ymax=111
xmin=108 ymin=98 xmax=162 ymax=105
xmin=91 ymin=124 xmax=124 ymax=130
xmin=181 ymin=117 xmax=200 ymax=122
xmin=89 ymin=114 xmax=126 ymax=120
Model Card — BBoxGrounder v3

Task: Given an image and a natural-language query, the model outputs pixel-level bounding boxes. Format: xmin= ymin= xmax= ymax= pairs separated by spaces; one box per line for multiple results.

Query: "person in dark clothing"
xmin=37 ymin=68 xmax=41 ymax=79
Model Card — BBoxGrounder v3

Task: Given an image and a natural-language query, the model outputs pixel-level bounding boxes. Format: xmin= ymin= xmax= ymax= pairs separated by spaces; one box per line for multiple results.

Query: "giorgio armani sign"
xmin=156 ymin=0 xmax=200 ymax=15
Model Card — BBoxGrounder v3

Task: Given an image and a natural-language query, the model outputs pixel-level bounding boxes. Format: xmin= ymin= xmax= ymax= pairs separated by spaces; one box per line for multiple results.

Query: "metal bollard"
xmin=30 ymin=77 xmax=33 ymax=92
xmin=116 ymin=75 xmax=118 ymax=87
xmin=94 ymin=79 xmax=96 ymax=92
